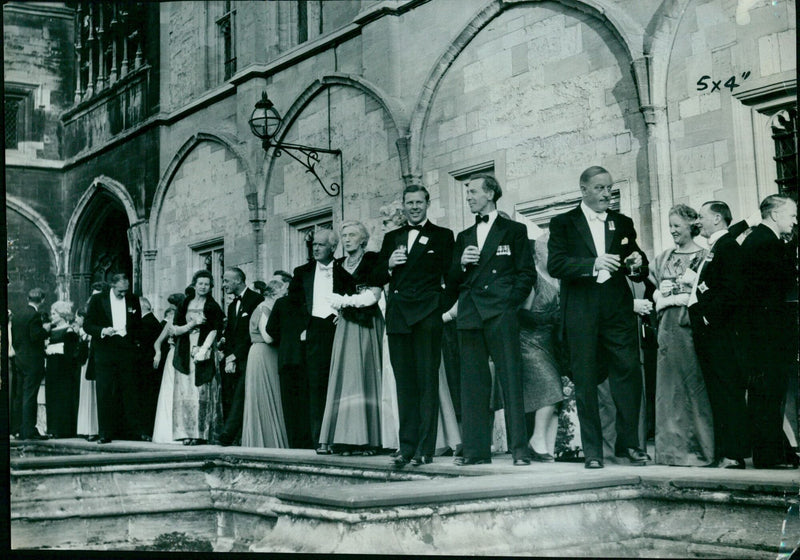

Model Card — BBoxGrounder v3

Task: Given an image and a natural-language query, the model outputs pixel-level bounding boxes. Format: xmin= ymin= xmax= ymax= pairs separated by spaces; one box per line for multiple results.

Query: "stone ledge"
xmin=276 ymin=471 xmax=642 ymax=508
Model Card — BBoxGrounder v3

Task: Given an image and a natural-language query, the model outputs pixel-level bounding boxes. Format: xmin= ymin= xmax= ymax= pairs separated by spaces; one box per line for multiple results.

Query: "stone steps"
xmin=10 ymin=439 xmax=800 ymax=556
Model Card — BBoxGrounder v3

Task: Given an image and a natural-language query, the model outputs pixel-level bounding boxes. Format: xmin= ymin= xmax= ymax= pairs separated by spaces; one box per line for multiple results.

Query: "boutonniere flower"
xmin=127 ymin=307 xmax=136 ymax=314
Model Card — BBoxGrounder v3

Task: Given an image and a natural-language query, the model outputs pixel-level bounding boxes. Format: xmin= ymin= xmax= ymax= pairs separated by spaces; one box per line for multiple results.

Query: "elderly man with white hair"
xmin=287 ymin=227 xmax=341 ymax=452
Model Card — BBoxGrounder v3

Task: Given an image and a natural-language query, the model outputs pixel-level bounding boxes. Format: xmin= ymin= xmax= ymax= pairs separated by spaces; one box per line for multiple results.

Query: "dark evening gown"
xmin=45 ymin=327 xmax=80 ymax=438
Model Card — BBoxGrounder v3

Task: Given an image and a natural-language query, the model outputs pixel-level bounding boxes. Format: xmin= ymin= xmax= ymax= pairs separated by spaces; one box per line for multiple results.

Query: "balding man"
xmin=548 ymin=166 xmax=649 ymax=469
xmin=740 ymin=195 xmax=799 ymax=468
xmin=288 ymin=228 xmax=341 ymax=452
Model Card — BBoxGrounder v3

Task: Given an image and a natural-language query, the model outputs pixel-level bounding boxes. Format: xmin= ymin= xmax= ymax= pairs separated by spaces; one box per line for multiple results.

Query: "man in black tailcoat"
xmin=547 ymin=166 xmax=649 ymax=469
xmin=83 ymin=273 xmax=146 ymax=443
xmin=740 ymin=194 xmax=799 ymax=469
xmin=449 ymin=174 xmax=536 ymax=466
xmin=374 ymin=184 xmax=455 ymax=467
xmin=687 ymin=200 xmax=749 ymax=469
xmin=286 ymin=229 xmax=340 ymax=453
xmin=216 ymin=267 xmax=264 ymax=446
xmin=12 ymin=288 xmax=52 ymax=440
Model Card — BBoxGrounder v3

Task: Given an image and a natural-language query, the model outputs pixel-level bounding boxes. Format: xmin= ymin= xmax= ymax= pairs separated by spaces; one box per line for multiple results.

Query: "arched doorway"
xmin=68 ymin=190 xmax=133 ymax=307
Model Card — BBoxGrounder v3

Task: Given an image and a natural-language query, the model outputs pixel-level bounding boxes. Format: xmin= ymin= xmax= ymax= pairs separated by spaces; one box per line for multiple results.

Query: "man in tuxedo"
xmin=266 ymin=273 xmax=313 ymax=449
xmin=287 ymin=228 xmax=339 ymax=452
xmin=449 ymin=174 xmax=535 ymax=466
xmin=12 ymin=288 xmax=52 ymax=440
xmin=740 ymin=194 xmax=798 ymax=468
xmin=375 ymin=184 xmax=455 ymax=467
xmin=217 ymin=267 xmax=264 ymax=446
xmin=687 ymin=200 xmax=749 ymax=469
xmin=547 ymin=166 xmax=649 ymax=469
xmin=138 ymin=297 xmax=163 ymax=435
xmin=84 ymin=273 xmax=146 ymax=443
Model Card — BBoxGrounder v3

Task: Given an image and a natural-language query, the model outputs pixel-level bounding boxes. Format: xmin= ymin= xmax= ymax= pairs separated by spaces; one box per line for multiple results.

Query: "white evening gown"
xmin=152 ymin=346 xmax=180 ymax=444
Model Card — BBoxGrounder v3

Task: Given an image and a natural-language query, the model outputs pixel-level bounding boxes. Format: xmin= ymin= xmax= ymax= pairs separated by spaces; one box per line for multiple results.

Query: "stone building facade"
xmin=4 ymin=0 xmax=796 ymax=316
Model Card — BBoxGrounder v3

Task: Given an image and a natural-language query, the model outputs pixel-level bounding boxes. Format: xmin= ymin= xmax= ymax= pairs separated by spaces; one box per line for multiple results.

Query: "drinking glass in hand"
xmin=624 ymin=254 xmax=640 ymax=277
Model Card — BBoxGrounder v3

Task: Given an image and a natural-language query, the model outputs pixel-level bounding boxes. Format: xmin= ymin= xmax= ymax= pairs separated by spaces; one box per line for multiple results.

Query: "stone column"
xmin=96 ymin=3 xmax=106 ymax=91
xmin=143 ymin=249 xmax=158 ymax=313
xmin=84 ymin=3 xmax=95 ymax=99
xmin=120 ymin=14 xmax=129 ymax=78
xmin=640 ymin=104 xmax=669 ymax=255
xmin=74 ymin=5 xmax=84 ymax=103
xmin=109 ymin=4 xmax=118 ymax=85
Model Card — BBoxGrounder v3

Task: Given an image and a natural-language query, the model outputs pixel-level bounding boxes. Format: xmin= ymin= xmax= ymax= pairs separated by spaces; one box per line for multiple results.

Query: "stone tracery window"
xmin=71 ymin=1 xmax=147 ymax=104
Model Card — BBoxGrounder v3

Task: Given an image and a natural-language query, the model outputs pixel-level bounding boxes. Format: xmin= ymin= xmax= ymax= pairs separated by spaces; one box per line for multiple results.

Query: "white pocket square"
xmin=427 ymin=249 xmax=435 ymax=253
xmin=621 ymin=237 xmax=629 ymax=245
xmin=241 ymin=312 xmax=249 ymax=317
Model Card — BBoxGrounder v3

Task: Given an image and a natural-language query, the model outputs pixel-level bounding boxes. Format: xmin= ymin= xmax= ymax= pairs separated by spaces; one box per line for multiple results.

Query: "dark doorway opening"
xmin=69 ymin=191 xmax=133 ymax=307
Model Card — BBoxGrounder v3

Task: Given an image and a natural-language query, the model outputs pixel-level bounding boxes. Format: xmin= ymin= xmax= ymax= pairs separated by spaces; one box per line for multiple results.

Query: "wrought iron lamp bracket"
xmin=263 ymin=140 xmax=342 ymax=197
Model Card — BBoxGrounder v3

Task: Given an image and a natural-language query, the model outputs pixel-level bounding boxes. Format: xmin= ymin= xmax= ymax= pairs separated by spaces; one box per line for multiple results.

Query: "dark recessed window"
xmin=772 ymin=106 xmax=798 ymax=200
xmin=217 ymin=2 xmax=236 ymax=81
xmin=4 ymin=95 xmax=23 ymax=149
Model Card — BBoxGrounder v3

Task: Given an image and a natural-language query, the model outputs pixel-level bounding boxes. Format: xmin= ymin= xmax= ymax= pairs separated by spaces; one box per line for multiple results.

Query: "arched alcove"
xmin=6 ymin=198 xmax=61 ymax=312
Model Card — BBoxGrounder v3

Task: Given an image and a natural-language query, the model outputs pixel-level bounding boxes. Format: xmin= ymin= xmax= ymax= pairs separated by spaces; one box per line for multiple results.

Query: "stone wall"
xmin=154 ymin=140 xmax=254 ymax=298
xmin=263 ymin=84 xmax=404 ymax=274
xmin=420 ymin=3 xmax=648 ymax=244
xmin=3 ymin=3 xmax=74 ymax=161
xmin=666 ymin=0 xmax=796 ymax=218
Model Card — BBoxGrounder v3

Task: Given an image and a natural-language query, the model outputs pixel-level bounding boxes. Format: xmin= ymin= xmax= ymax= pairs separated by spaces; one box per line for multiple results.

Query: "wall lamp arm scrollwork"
xmin=249 ymin=91 xmax=342 ymax=197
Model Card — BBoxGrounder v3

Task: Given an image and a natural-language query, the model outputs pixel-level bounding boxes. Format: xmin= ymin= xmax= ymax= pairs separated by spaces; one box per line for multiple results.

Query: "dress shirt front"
xmin=110 ymin=291 xmax=128 ymax=335
xmin=581 ymin=202 xmax=610 ymax=283
xmin=476 ymin=210 xmax=498 ymax=251
xmin=312 ymin=261 xmax=336 ymax=318
xmin=408 ymin=219 xmax=428 ymax=250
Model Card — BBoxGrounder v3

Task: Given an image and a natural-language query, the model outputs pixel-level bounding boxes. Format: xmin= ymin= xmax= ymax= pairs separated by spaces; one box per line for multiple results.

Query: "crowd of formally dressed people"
xmin=8 ymin=167 xmax=798 ymax=471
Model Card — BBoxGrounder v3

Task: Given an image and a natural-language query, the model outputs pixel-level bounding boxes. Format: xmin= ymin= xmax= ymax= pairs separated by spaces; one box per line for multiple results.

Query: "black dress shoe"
xmin=513 ymin=457 xmax=531 ymax=466
xmin=25 ymin=433 xmax=50 ymax=441
xmin=392 ymin=455 xmax=411 ymax=468
xmin=97 ymin=437 xmax=112 ymax=444
xmin=585 ymin=459 xmax=604 ymax=469
xmin=455 ymin=457 xmax=492 ymax=466
xmin=86 ymin=435 xmax=100 ymax=442
xmin=140 ymin=434 xmax=152 ymax=442
xmin=410 ymin=455 xmax=432 ymax=466
xmin=615 ymin=447 xmax=648 ymax=465
xmin=527 ymin=445 xmax=555 ymax=463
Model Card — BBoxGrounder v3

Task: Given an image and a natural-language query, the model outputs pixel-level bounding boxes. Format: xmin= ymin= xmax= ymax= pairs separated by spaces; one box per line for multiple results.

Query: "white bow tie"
xmin=590 ymin=211 xmax=607 ymax=222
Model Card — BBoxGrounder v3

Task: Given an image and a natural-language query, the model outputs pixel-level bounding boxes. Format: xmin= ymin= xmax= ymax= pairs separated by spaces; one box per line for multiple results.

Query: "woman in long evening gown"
xmin=171 ymin=271 xmax=225 ymax=445
xmin=651 ymin=204 xmax=714 ymax=466
xmin=241 ymin=279 xmax=289 ymax=448
xmin=151 ymin=298 xmax=183 ymax=444
xmin=318 ymin=221 xmax=385 ymax=456
xmin=44 ymin=301 xmax=80 ymax=439
xmin=74 ymin=308 xmax=98 ymax=440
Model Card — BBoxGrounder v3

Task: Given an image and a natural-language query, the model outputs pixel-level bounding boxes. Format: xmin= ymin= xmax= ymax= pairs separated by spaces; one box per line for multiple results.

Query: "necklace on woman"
xmin=345 ymin=251 xmax=364 ymax=270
